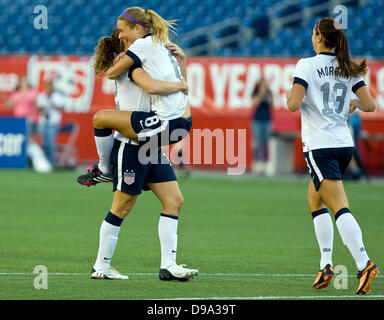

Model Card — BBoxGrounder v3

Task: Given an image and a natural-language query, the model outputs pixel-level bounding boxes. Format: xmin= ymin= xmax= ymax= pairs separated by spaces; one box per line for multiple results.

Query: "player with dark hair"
xmin=78 ymin=6 xmax=191 ymax=186
xmin=85 ymin=28 xmax=198 ymax=281
xmin=286 ymin=17 xmax=379 ymax=295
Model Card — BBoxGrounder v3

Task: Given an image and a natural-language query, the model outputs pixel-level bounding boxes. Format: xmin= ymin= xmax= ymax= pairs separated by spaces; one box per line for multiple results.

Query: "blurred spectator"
xmin=2 ymin=76 xmax=39 ymax=142
xmin=251 ymin=78 xmax=273 ymax=175
xmin=36 ymin=80 xmax=65 ymax=167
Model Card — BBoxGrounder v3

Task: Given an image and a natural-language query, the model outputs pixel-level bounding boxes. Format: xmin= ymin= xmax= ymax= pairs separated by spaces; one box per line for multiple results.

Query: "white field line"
xmin=0 ymin=272 xmax=382 ymax=278
xmin=1 ymin=272 xmax=382 ymax=300
xmin=0 ymin=272 xmax=334 ymax=276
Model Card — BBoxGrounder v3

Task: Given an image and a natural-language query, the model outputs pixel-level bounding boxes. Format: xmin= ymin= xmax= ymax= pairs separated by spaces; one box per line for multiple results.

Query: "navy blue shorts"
xmin=304 ymin=147 xmax=354 ymax=191
xmin=110 ymin=139 xmax=177 ymax=195
xmin=130 ymin=111 xmax=192 ymax=146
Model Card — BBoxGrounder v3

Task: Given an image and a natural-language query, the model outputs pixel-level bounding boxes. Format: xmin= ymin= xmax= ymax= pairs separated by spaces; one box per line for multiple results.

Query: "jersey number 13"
xmin=320 ymin=82 xmax=347 ymax=115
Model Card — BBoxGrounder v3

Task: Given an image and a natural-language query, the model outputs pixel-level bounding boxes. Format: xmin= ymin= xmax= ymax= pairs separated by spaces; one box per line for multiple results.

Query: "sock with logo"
xmin=335 ymin=208 xmax=370 ymax=271
xmin=312 ymin=208 xmax=334 ymax=270
xmin=93 ymin=211 xmax=123 ymax=271
xmin=158 ymin=213 xmax=178 ymax=269
xmin=94 ymin=128 xmax=114 ymax=175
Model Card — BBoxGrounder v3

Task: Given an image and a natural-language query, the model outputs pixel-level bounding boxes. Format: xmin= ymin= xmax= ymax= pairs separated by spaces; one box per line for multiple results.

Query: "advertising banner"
xmin=1 ymin=55 xmax=383 ymax=173
xmin=0 ymin=117 xmax=27 ymax=168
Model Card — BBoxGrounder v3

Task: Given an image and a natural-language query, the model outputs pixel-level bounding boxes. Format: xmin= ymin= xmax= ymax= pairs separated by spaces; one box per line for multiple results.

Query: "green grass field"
xmin=0 ymin=169 xmax=383 ymax=300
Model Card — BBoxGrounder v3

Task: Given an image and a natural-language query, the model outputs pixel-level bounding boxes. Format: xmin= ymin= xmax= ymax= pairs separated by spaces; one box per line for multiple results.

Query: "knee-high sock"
xmin=94 ymin=128 xmax=114 ymax=174
xmin=312 ymin=208 xmax=334 ymax=269
xmin=158 ymin=213 xmax=178 ymax=269
xmin=335 ymin=208 xmax=370 ymax=271
xmin=93 ymin=211 xmax=123 ymax=271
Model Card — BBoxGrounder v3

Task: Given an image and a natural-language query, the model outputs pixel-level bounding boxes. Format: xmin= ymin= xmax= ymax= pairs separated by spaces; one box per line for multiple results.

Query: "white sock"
xmin=93 ymin=212 xmax=122 ymax=271
xmin=158 ymin=214 xmax=178 ymax=269
xmin=335 ymin=208 xmax=370 ymax=271
xmin=94 ymin=128 xmax=114 ymax=174
xmin=312 ymin=209 xmax=333 ymax=269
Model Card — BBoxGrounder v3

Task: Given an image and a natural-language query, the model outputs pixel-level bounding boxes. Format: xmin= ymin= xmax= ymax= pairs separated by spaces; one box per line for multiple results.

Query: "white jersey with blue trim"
xmin=126 ymin=34 xmax=187 ymax=121
xmin=113 ymin=69 xmax=151 ymax=144
xmin=293 ymin=52 xmax=366 ymax=152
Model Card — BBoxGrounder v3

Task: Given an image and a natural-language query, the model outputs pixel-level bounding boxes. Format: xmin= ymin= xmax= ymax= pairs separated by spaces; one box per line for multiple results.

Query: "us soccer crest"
xmin=124 ymin=171 xmax=135 ymax=185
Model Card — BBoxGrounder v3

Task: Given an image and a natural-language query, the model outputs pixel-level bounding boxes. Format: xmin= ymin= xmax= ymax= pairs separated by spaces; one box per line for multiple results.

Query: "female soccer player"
xmin=286 ymin=17 xmax=379 ymax=295
xmin=84 ymin=7 xmax=191 ymax=184
xmin=87 ymin=30 xmax=198 ymax=281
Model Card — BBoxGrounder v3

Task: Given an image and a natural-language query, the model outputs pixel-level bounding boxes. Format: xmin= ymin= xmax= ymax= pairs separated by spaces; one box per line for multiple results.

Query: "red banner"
xmin=1 ymin=55 xmax=384 ymax=173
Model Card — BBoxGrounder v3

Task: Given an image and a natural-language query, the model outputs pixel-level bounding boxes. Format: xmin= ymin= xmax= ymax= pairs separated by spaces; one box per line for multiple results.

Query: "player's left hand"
xmin=180 ymin=79 xmax=188 ymax=95
xmin=349 ymin=99 xmax=360 ymax=113
xmin=113 ymin=52 xmax=125 ymax=64
xmin=165 ymin=42 xmax=186 ymax=61
xmin=286 ymin=88 xmax=293 ymax=101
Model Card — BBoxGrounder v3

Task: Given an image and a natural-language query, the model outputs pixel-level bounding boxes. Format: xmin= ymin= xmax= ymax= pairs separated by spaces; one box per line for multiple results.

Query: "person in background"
xmin=36 ymin=79 xmax=65 ymax=167
xmin=3 ymin=76 xmax=39 ymax=143
xmin=251 ymin=77 xmax=273 ymax=175
xmin=345 ymin=100 xmax=366 ymax=180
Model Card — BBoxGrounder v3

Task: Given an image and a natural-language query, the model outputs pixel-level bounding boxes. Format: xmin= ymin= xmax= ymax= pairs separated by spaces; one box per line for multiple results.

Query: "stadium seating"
xmin=0 ymin=0 xmax=382 ymax=58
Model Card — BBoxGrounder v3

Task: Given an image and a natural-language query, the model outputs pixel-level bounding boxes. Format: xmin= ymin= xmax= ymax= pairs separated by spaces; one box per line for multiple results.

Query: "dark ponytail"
xmin=317 ymin=17 xmax=367 ymax=78
xmin=94 ymin=28 xmax=124 ymax=76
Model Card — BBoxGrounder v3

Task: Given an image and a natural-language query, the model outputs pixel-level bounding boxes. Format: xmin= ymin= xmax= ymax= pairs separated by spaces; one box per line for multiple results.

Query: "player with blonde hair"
xmin=84 ymin=28 xmax=198 ymax=281
xmin=79 ymin=7 xmax=191 ymax=186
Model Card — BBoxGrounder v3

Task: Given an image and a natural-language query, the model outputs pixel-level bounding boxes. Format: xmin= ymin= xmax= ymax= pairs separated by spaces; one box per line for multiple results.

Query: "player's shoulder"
xmin=132 ymin=34 xmax=153 ymax=47
xmin=296 ymin=55 xmax=318 ymax=66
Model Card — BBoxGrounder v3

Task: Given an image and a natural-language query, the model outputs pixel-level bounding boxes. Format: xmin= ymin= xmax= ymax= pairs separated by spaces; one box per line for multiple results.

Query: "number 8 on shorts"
xmin=144 ymin=114 xmax=160 ymax=128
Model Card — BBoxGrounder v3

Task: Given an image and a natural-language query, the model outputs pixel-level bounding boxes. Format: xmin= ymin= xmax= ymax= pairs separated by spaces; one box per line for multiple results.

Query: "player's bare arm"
xmin=354 ymin=86 xmax=376 ymax=112
xmin=286 ymin=83 xmax=306 ymax=112
xmin=132 ymin=68 xmax=188 ymax=95
xmin=106 ymin=54 xmax=135 ymax=79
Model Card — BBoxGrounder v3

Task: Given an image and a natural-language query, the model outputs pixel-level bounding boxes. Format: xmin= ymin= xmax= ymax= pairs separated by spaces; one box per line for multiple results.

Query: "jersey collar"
xmin=143 ymin=33 xmax=152 ymax=38
xmin=318 ymin=52 xmax=336 ymax=56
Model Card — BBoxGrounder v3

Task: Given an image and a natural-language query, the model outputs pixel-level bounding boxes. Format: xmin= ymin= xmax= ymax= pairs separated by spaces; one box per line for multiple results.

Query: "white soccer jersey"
xmin=293 ymin=52 xmax=366 ymax=152
xmin=113 ymin=69 xmax=151 ymax=143
xmin=126 ymin=34 xmax=187 ymax=120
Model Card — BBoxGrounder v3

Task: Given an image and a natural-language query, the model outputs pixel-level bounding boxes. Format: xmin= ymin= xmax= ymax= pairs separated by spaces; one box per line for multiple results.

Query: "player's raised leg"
xmin=77 ymin=110 xmax=138 ymax=187
xmin=93 ymin=109 xmax=138 ymax=140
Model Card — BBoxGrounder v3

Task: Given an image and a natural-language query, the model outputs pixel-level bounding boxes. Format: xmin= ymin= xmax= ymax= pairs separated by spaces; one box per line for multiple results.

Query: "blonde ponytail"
xmin=118 ymin=7 xmax=177 ymax=44
xmin=146 ymin=9 xmax=177 ymax=43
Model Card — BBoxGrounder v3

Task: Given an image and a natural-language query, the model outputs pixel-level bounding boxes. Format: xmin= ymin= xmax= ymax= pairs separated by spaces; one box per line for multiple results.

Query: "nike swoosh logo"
xmin=171 ymin=250 xmax=176 ymax=253
xmin=104 ymin=257 xmax=112 ymax=261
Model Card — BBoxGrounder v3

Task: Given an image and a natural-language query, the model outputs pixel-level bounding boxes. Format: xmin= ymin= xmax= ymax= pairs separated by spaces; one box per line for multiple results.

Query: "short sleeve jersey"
xmin=293 ymin=52 xmax=366 ymax=152
xmin=113 ymin=68 xmax=151 ymax=143
xmin=126 ymin=34 xmax=187 ymax=120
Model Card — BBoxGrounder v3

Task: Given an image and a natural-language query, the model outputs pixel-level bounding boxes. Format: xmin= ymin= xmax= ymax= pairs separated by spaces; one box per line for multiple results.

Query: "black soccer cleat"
xmin=356 ymin=261 xmax=379 ymax=295
xmin=77 ymin=163 xmax=113 ymax=187
xmin=313 ymin=264 xmax=334 ymax=289
xmin=159 ymin=264 xmax=198 ymax=282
